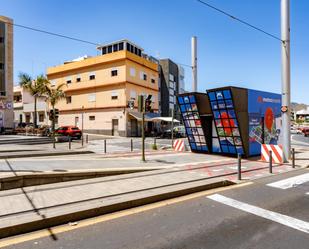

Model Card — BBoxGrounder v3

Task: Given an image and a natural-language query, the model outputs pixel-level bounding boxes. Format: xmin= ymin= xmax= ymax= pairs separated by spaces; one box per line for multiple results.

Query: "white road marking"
xmin=267 ymin=173 xmax=309 ymax=189
xmin=212 ymin=169 xmax=224 ymax=172
xmin=208 ymin=194 xmax=309 ymax=234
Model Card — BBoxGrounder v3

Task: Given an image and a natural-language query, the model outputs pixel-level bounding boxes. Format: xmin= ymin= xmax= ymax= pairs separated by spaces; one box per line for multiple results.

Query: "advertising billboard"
xmin=248 ymin=90 xmax=282 ymax=156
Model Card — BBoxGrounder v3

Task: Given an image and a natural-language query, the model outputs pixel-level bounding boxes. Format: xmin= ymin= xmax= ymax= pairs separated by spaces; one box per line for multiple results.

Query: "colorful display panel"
xmin=248 ymin=90 xmax=282 ymax=156
xmin=178 ymin=95 xmax=208 ymax=152
xmin=208 ymin=90 xmax=244 ymax=155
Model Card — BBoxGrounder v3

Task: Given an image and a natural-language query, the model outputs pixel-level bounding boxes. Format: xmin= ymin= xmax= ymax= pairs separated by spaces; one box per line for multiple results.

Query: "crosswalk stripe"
xmin=267 ymin=173 xmax=309 ymax=189
xmin=208 ymin=194 xmax=309 ymax=234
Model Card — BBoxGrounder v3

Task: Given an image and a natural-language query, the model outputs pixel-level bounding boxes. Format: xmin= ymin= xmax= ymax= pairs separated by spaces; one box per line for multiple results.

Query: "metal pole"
xmin=52 ymin=105 xmax=56 ymax=149
xmin=281 ymin=0 xmax=291 ymax=162
xmin=86 ymin=134 xmax=89 ymax=143
xmin=131 ymin=138 xmax=133 ymax=152
xmin=269 ymin=150 xmax=273 ymax=173
xmin=291 ymin=148 xmax=295 ymax=168
xmin=69 ymin=137 xmax=71 ymax=150
xmin=237 ymin=153 xmax=241 ymax=180
xmin=104 ymin=139 xmax=106 ymax=153
xmin=171 ymin=110 xmax=174 ymax=147
xmin=191 ymin=36 xmax=197 ymax=92
xmin=53 ymin=136 xmax=56 ymax=149
xmin=142 ymin=111 xmax=145 ymax=162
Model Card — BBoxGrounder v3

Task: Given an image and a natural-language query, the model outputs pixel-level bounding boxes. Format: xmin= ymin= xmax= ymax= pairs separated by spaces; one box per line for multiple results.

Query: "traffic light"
xmin=55 ymin=109 xmax=59 ymax=118
xmin=145 ymin=95 xmax=152 ymax=112
xmin=128 ymin=99 xmax=134 ymax=110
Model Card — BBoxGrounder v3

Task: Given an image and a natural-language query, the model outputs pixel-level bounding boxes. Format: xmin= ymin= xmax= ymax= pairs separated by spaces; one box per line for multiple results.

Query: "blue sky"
xmin=1 ymin=0 xmax=308 ymax=103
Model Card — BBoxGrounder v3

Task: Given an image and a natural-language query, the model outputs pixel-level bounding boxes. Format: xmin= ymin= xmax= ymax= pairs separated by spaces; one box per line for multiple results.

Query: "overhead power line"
xmin=5 ymin=21 xmax=100 ymax=46
xmin=196 ymin=0 xmax=283 ymax=43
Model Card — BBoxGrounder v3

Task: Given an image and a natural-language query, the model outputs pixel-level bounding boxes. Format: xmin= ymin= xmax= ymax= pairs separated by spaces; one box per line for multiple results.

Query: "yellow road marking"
xmin=0 ymin=182 xmax=253 ymax=248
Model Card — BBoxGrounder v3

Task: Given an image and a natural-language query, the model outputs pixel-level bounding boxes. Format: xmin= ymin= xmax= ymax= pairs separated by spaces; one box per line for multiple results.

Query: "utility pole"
xmin=281 ymin=0 xmax=291 ymax=162
xmin=191 ymin=36 xmax=197 ymax=92
xmin=141 ymin=110 xmax=145 ymax=162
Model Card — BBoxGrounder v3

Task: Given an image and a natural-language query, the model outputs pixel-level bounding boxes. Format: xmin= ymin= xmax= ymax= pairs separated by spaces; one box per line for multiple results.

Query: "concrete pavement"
xmin=1 ymin=168 xmax=308 ymax=249
xmin=0 ymin=157 xmax=299 ymax=238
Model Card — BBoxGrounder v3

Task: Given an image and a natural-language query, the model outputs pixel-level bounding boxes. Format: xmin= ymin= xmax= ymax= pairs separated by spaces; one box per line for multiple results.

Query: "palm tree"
xmin=18 ymin=73 xmax=49 ymax=128
xmin=45 ymin=83 xmax=65 ymax=133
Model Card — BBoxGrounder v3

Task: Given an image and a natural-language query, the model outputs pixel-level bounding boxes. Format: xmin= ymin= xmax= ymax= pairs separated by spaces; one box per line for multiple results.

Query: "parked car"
xmin=55 ymin=126 xmax=82 ymax=139
xmin=162 ymin=126 xmax=186 ymax=139
xmin=303 ymin=127 xmax=309 ymax=137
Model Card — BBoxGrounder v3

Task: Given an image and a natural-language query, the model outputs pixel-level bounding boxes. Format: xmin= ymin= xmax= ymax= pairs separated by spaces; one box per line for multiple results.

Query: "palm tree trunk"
xmin=34 ymin=96 xmax=37 ymax=128
xmin=52 ymin=105 xmax=55 ymax=132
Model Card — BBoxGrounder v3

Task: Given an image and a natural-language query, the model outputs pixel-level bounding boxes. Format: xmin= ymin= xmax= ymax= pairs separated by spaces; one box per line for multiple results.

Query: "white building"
xmin=13 ymin=86 xmax=50 ymax=127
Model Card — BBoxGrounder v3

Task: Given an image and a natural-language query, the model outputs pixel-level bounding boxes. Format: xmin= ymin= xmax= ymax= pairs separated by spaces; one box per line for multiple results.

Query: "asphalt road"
xmin=291 ymin=133 xmax=309 ymax=147
xmin=2 ymin=169 xmax=308 ymax=249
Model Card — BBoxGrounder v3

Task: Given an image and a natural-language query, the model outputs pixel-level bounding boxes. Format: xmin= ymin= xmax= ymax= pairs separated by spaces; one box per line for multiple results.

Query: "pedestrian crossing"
xmin=207 ymin=171 xmax=309 ymax=234
xmin=267 ymin=173 xmax=309 ymax=189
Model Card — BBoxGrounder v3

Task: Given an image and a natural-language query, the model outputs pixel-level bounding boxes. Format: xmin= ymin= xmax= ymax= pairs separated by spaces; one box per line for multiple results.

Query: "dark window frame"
xmin=66 ymin=96 xmax=72 ymax=104
xmin=111 ymin=70 xmax=118 ymax=77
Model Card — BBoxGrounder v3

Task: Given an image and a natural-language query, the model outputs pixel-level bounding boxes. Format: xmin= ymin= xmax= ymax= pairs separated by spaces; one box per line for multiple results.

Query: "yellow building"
xmin=0 ymin=16 xmax=14 ymax=130
xmin=46 ymin=40 xmax=159 ymax=136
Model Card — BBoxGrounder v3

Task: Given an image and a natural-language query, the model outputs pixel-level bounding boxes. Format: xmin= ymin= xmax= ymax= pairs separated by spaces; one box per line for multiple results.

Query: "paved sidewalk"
xmin=0 ymin=158 xmax=300 ymax=238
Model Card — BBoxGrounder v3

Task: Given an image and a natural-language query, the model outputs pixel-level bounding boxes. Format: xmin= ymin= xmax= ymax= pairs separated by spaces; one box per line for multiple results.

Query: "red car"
xmin=303 ymin=127 xmax=309 ymax=137
xmin=55 ymin=126 xmax=82 ymax=139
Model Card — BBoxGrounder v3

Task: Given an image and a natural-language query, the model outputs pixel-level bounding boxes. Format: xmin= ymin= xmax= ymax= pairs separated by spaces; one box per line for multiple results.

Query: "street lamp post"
xmin=281 ymin=0 xmax=291 ymax=162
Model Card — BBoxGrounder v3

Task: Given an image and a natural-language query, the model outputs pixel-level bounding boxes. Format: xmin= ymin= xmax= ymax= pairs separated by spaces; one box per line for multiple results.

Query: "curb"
xmin=0 ymin=168 xmax=157 ymax=191
xmin=0 ymin=150 xmax=94 ymax=159
xmin=0 ymin=179 xmax=233 ymax=238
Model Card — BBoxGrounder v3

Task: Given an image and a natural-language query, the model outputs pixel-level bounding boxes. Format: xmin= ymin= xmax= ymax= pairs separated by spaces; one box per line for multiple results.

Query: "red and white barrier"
xmin=261 ymin=144 xmax=283 ymax=163
xmin=173 ymin=139 xmax=185 ymax=152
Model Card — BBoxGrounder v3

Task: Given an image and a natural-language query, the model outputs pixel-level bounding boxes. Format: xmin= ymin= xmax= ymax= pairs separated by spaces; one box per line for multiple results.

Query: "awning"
xmin=150 ymin=117 xmax=180 ymax=123
xmin=128 ymin=112 xmax=180 ymax=123
xmin=129 ymin=112 xmax=161 ymax=122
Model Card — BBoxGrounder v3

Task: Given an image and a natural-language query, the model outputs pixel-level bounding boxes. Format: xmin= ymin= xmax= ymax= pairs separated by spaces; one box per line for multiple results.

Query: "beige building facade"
xmin=0 ymin=16 xmax=14 ymax=130
xmin=13 ymin=86 xmax=50 ymax=127
xmin=47 ymin=40 xmax=159 ymax=136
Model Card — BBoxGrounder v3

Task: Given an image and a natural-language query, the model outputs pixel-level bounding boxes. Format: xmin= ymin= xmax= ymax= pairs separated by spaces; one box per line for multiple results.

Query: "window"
xmin=143 ymin=73 xmax=147 ymax=81
xmin=111 ymin=91 xmax=118 ymax=100
xmin=0 ymin=63 xmax=4 ymax=70
xmin=130 ymin=67 xmax=136 ymax=77
xmin=66 ymin=77 xmax=72 ymax=84
xmin=108 ymin=45 xmax=112 ymax=53
xmin=66 ymin=96 xmax=72 ymax=104
xmin=89 ymin=72 xmax=95 ymax=80
xmin=113 ymin=44 xmax=118 ymax=52
xmin=89 ymin=116 xmax=95 ymax=121
xmin=119 ymin=42 xmax=124 ymax=50
xmin=111 ymin=69 xmax=118 ymax=77
xmin=0 ymin=37 xmax=4 ymax=43
xmin=39 ymin=113 xmax=44 ymax=122
xmin=102 ymin=47 xmax=107 ymax=55
xmin=76 ymin=75 xmax=81 ymax=82
xmin=151 ymin=78 xmax=155 ymax=84
xmin=126 ymin=43 xmax=130 ymax=51
xmin=169 ymin=81 xmax=175 ymax=89
xmin=88 ymin=93 xmax=96 ymax=102
xmin=169 ymin=74 xmax=174 ymax=81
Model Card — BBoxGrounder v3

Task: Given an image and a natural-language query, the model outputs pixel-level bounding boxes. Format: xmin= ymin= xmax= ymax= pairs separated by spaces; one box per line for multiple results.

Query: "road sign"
xmin=281 ymin=106 xmax=288 ymax=113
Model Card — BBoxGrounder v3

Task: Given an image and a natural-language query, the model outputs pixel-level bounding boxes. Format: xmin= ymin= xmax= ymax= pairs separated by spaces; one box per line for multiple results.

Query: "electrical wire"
xmin=4 ymin=21 xmax=100 ymax=46
xmin=196 ymin=0 xmax=283 ymax=43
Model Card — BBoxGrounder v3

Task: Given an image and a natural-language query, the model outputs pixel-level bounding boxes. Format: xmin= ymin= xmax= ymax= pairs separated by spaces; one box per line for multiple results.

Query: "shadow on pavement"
xmin=4 ymin=159 xmax=58 ymax=241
